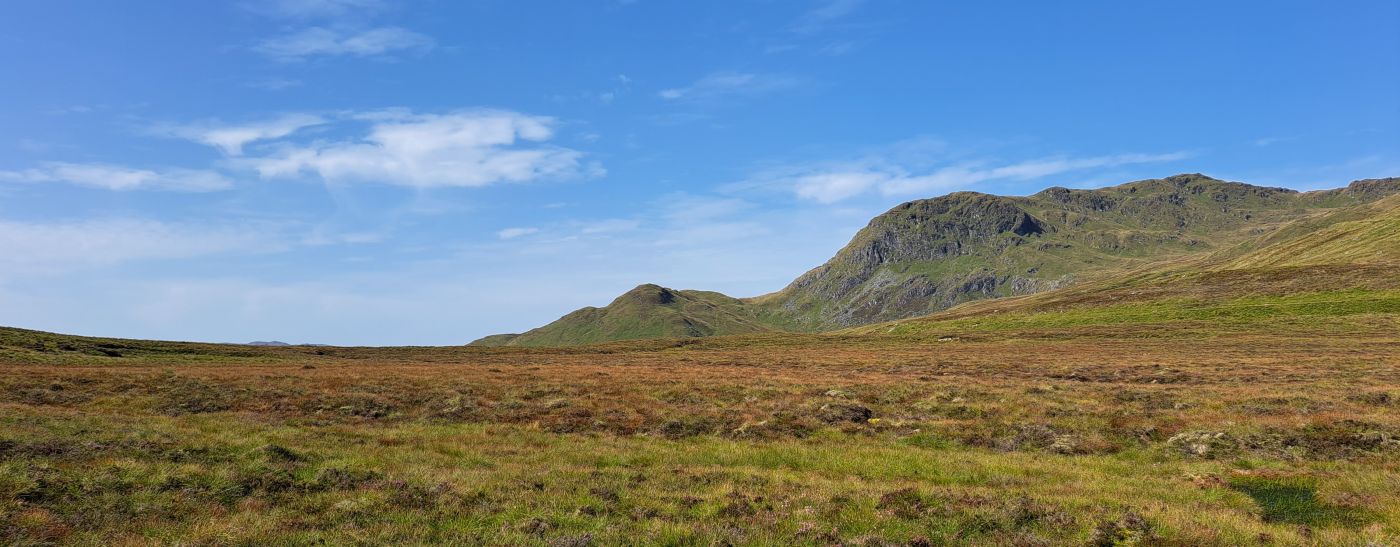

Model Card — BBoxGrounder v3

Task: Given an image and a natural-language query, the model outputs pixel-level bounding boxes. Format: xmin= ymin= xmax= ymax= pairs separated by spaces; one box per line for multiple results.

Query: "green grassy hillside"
xmin=852 ymin=188 xmax=1400 ymax=338
xmin=469 ymin=284 xmax=777 ymax=347
xmin=753 ymin=175 xmax=1399 ymax=330
xmin=1217 ymin=193 xmax=1400 ymax=269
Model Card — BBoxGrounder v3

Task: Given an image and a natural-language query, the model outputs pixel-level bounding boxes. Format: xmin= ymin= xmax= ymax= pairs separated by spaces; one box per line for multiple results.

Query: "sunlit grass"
xmin=880 ymin=289 xmax=1400 ymax=336
xmin=3 ymin=410 xmax=1396 ymax=545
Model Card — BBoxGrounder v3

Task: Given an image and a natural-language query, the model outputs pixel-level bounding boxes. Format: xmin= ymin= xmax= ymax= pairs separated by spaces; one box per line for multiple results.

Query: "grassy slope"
xmin=2 ymin=193 xmax=1400 ymax=544
xmin=470 ymin=284 xmax=777 ymax=347
xmin=1218 ymin=194 xmax=1400 ymax=269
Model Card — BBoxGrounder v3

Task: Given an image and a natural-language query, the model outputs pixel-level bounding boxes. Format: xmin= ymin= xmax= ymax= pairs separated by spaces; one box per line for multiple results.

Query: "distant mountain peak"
xmin=614 ymin=283 xmax=678 ymax=305
xmin=469 ymin=283 xmax=774 ymax=347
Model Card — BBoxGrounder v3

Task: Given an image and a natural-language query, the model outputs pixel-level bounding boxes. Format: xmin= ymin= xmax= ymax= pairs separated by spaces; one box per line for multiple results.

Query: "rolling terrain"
xmin=2 ymin=182 xmax=1398 ymax=545
xmin=476 ymin=174 xmax=1400 ymax=347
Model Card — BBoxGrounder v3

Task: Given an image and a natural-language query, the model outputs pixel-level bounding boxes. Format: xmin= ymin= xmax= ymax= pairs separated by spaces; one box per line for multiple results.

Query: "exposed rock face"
xmin=764 ymin=192 xmax=1057 ymax=328
xmin=1318 ymin=177 xmax=1400 ymax=202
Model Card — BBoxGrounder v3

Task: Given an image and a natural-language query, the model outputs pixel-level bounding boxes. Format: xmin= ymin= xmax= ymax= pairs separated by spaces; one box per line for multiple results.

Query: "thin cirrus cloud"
xmin=748 ymin=152 xmax=1192 ymax=204
xmin=0 ymin=162 xmax=233 ymax=192
xmin=496 ymin=227 xmax=539 ymax=240
xmin=876 ymin=153 xmax=1192 ymax=196
xmin=658 ymin=72 xmax=801 ymax=102
xmin=579 ymin=218 xmax=640 ymax=234
xmin=0 ymin=218 xmax=277 ymax=275
xmin=231 ymin=109 xmax=597 ymax=188
xmin=157 ymin=113 xmax=325 ymax=156
xmin=790 ymin=0 xmax=866 ymax=34
xmin=492 ymin=219 xmax=638 ymax=245
xmin=253 ymin=26 xmax=434 ymax=61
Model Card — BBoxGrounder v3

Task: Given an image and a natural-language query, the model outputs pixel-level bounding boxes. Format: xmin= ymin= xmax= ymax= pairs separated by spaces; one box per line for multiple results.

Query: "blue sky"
xmin=1 ymin=0 xmax=1397 ymax=345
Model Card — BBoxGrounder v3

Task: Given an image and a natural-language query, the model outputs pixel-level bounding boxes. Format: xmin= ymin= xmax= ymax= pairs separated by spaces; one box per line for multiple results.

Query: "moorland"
xmin=2 ymin=175 xmax=1398 ymax=545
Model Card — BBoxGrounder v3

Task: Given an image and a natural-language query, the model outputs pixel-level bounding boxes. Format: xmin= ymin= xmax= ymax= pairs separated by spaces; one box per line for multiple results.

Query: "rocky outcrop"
xmin=748 ymin=174 xmax=1400 ymax=330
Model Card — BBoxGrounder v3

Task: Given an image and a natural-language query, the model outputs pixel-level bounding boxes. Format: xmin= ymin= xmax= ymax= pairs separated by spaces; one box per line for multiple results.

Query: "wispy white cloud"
xmin=0 ymin=218 xmax=278 ymax=274
xmin=497 ymin=227 xmax=539 ymax=240
xmin=46 ymin=104 xmax=102 ymax=115
xmin=790 ymin=0 xmax=865 ymax=34
xmin=1252 ymin=136 xmax=1299 ymax=147
xmin=818 ymin=41 xmax=856 ymax=55
xmin=876 ymin=153 xmax=1191 ymax=197
xmin=599 ymin=73 xmax=632 ymax=104
xmin=657 ymin=193 xmax=753 ymax=223
xmin=254 ymin=26 xmax=433 ymax=61
xmin=15 ymin=138 xmax=64 ymax=155
xmin=241 ymin=109 xmax=594 ymax=188
xmin=659 ymin=72 xmax=800 ymax=102
xmin=0 ymin=162 xmax=233 ymax=192
xmin=739 ymin=151 xmax=1192 ymax=204
xmin=579 ymin=218 xmax=639 ymax=234
xmin=245 ymin=0 xmax=432 ymax=62
xmin=10 ymin=108 xmax=593 ymax=193
xmin=551 ymin=73 xmax=633 ymax=106
xmin=1219 ymin=153 xmax=1400 ymax=191
xmin=791 ymin=171 xmax=888 ymax=203
xmin=157 ymin=113 xmax=325 ymax=155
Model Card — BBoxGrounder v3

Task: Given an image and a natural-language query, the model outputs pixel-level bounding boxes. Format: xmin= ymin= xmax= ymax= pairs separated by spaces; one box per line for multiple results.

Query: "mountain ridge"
xmin=848 ymin=189 xmax=1400 ymax=338
xmin=471 ymin=174 xmax=1399 ymax=347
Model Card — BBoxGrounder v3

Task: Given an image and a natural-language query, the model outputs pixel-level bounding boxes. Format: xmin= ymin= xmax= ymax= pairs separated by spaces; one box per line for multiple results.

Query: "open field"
xmin=4 ymin=206 xmax=1398 ymax=545
xmin=3 ymin=292 xmax=1399 ymax=545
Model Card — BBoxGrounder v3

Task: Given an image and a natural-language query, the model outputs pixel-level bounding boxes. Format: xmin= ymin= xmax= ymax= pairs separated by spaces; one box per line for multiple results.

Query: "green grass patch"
xmin=886 ymin=289 xmax=1400 ymax=336
xmin=1227 ymin=474 xmax=1373 ymax=527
